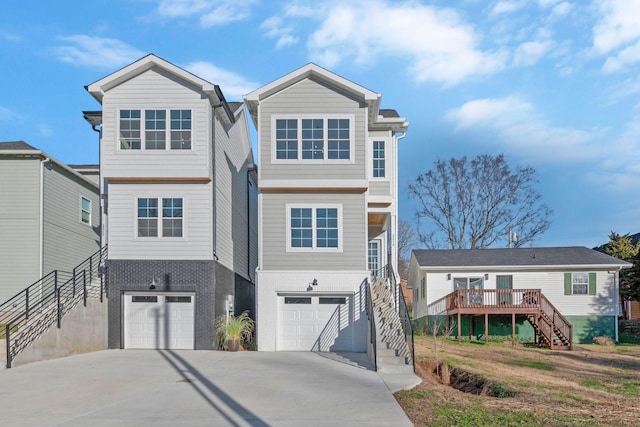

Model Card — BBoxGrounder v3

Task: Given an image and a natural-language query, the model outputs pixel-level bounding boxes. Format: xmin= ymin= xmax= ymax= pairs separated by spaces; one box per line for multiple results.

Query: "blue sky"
xmin=1 ymin=0 xmax=638 ymax=249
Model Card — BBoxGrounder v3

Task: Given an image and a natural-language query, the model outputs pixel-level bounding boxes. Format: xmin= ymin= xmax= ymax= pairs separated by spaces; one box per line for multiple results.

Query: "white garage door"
xmin=279 ymin=295 xmax=352 ymax=351
xmin=124 ymin=293 xmax=195 ymax=349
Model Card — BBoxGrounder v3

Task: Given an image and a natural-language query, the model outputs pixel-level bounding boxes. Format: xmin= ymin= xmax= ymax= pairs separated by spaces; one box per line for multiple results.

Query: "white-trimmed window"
xmin=137 ymin=197 xmax=183 ymax=238
xmin=565 ymin=272 xmax=596 ymax=295
xmin=273 ymin=116 xmax=353 ymax=162
xmin=373 ymin=140 xmax=385 ymax=177
xmin=287 ymin=204 xmax=342 ymax=251
xmin=119 ymin=109 xmax=191 ymax=150
xmin=80 ymin=196 xmax=91 ymax=225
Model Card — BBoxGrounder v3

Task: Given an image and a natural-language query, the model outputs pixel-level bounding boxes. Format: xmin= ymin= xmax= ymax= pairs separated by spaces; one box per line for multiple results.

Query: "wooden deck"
xmin=443 ymin=289 xmax=572 ymax=349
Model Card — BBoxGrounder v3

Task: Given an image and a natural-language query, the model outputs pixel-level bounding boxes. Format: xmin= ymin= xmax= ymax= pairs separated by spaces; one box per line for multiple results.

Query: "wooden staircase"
xmin=370 ymin=279 xmax=414 ymax=373
xmin=526 ymin=294 xmax=572 ymax=350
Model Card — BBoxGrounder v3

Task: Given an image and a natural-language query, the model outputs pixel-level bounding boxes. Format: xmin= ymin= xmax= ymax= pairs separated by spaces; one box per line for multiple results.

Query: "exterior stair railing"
xmin=0 ymin=245 xmax=108 ymax=368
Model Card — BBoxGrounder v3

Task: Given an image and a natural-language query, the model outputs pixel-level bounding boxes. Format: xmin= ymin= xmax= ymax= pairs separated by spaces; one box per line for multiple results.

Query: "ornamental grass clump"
xmin=215 ymin=310 xmax=255 ymax=350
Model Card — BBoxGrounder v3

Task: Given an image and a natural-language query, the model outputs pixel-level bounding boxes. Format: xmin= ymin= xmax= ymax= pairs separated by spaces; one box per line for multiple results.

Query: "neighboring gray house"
xmin=0 ymin=141 xmax=100 ymax=303
xmin=84 ymin=54 xmax=257 ymax=350
xmin=244 ymin=64 xmax=409 ymax=352
xmin=409 ymin=247 xmax=632 ymax=345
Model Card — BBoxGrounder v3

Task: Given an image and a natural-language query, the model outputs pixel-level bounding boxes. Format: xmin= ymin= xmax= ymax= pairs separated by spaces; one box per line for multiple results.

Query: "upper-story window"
xmin=119 ymin=109 xmax=191 ymax=151
xmin=287 ymin=204 xmax=342 ymax=251
xmin=80 ymin=196 xmax=91 ymax=225
xmin=273 ymin=116 xmax=353 ymax=162
xmin=137 ymin=197 xmax=183 ymax=238
xmin=565 ymin=272 xmax=596 ymax=295
xmin=373 ymin=140 xmax=385 ymax=177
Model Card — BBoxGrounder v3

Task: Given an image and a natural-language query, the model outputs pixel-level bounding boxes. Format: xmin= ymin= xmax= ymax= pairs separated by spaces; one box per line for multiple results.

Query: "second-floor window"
xmin=137 ymin=197 xmax=183 ymax=237
xmin=373 ymin=140 xmax=385 ymax=177
xmin=80 ymin=196 xmax=91 ymax=225
xmin=287 ymin=205 xmax=341 ymax=251
xmin=273 ymin=116 xmax=352 ymax=162
xmin=120 ymin=109 xmax=191 ymax=151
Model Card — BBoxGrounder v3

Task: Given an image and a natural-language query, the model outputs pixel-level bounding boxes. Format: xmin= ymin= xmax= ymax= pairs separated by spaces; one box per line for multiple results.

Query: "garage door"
xmin=279 ymin=295 xmax=352 ymax=351
xmin=124 ymin=293 xmax=195 ymax=349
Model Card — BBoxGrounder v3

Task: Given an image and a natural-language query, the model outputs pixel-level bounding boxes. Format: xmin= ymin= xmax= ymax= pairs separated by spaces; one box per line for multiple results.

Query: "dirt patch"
xmin=396 ymin=337 xmax=640 ymax=426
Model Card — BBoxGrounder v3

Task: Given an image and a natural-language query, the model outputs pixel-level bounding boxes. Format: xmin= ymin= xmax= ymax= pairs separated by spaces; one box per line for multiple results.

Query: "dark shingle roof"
xmin=68 ymin=164 xmax=99 ymax=170
xmin=379 ymin=109 xmax=399 ymax=118
xmin=0 ymin=141 xmax=38 ymax=151
xmin=228 ymin=102 xmax=243 ymax=113
xmin=412 ymin=247 xmax=631 ymax=268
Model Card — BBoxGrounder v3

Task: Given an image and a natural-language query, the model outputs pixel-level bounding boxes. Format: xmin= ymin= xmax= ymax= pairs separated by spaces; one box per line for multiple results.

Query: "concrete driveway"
xmin=0 ymin=350 xmax=416 ymax=426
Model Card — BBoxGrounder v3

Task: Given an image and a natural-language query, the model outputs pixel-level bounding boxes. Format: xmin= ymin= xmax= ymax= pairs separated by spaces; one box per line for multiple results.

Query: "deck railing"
xmin=446 ymin=288 xmax=542 ymax=311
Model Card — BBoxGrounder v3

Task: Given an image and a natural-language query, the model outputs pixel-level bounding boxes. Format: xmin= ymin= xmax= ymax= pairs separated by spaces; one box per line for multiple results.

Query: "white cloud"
xmin=592 ymin=0 xmax=640 ymax=55
xmin=550 ymin=1 xmax=571 ymax=18
xmin=55 ymin=35 xmax=144 ymax=69
xmin=183 ymin=61 xmax=259 ymax=100
xmin=300 ymin=0 xmax=507 ymax=86
xmin=154 ymin=0 xmax=255 ymax=28
xmin=491 ymin=0 xmax=527 ymax=15
xmin=445 ymin=96 xmax=596 ymax=163
xmin=513 ymin=39 xmax=555 ymax=66
xmin=538 ymin=0 xmax=560 ymax=7
xmin=38 ymin=123 xmax=52 ymax=137
xmin=261 ymin=16 xmax=298 ymax=49
xmin=0 ymin=105 xmax=22 ymax=122
xmin=602 ymin=39 xmax=640 ymax=73
xmin=1 ymin=31 xmax=23 ymax=42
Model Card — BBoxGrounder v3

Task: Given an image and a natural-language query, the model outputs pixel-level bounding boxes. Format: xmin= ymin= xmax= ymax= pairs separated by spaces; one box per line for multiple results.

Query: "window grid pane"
xmin=145 ymin=110 xmax=166 ymax=150
xmin=373 ymin=140 xmax=385 ymax=177
xmin=120 ymin=110 xmax=141 ymax=149
xmin=276 ymin=119 xmax=298 ymax=159
xmin=162 ymin=198 xmax=183 ymax=237
xmin=81 ymin=197 xmax=91 ymax=224
xmin=291 ymin=208 xmax=312 ymax=247
xmin=301 ymin=119 xmax=324 ymax=159
xmin=327 ymin=119 xmax=350 ymax=159
xmin=137 ymin=198 xmax=158 ymax=237
xmin=170 ymin=110 xmax=191 ymax=149
xmin=572 ymin=272 xmax=588 ymax=295
xmin=316 ymin=208 xmax=338 ymax=248
xmin=368 ymin=241 xmax=379 ymax=272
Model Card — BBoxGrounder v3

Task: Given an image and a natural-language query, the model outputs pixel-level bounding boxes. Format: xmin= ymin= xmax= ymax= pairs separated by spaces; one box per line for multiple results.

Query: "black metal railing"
xmin=389 ymin=264 xmax=414 ymax=370
xmin=1 ymin=246 xmax=107 ymax=368
xmin=364 ymin=278 xmax=377 ymax=371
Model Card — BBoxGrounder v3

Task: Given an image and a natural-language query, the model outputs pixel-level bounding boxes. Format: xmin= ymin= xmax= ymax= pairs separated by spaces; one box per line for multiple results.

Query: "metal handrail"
xmin=2 ymin=245 xmax=108 ymax=368
xmin=364 ymin=278 xmax=377 ymax=371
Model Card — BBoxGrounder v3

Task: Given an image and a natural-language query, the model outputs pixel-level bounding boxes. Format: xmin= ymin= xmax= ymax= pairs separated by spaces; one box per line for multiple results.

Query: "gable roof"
xmin=0 ymin=141 xmax=38 ymax=151
xmin=85 ymin=54 xmax=234 ymax=123
xmin=412 ymin=247 xmax=632 ymax=270
xmin=244 ymin=63 xmax=408 ymax=132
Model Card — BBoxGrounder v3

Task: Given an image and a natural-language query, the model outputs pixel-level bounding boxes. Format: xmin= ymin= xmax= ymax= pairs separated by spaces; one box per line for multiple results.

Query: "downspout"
xmin=89 ymin=123 xmax=103 ymax=248
xmin=211 ymin=102 xmax=223 ymax=263
xmin=614 ymin=268 xmax=620 ymax=343
xmin=247 ymin=165 xmax=256 ymax=282
xmin=39 ymin=157 xmax=51 ymax=280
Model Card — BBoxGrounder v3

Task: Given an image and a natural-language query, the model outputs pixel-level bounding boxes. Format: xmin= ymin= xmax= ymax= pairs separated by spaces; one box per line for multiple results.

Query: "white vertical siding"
xmin=100 ymin=67 xmax=212 ymax=179
xmin=42 ymin=163 xmax=100 ymax=275
xmin=0 ymin=158 xmax=41 ymax=301
xmin=261 ymin=192 xmax=367 ymax=271
xmin=107 ymin=183 xmax=213 ymax=260
xmin=259 ymin=78 xmax=367 ymax=181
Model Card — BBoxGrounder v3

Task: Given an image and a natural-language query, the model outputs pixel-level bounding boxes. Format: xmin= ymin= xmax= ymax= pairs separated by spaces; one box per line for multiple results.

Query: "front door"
xmin=496 ymin=275 xmax=513 ymax=305
xmin=368 ymin=239 xmax=381 ymax=277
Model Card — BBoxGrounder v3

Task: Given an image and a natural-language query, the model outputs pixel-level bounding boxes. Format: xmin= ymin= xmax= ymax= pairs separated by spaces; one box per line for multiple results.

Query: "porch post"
xmin=484 ymin=313 xmax=489 ymax=343
xmin=512 ymin=312 xmax=516 ymax=345
xmin=457 ymin=312 xmax=461 ymax=343
xmin=469 ymin=315 xmax=474 ymax=341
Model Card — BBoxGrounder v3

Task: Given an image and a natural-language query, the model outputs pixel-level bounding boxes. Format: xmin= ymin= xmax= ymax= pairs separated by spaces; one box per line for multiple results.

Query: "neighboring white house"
xmin=409 ymin=247 xmax=632 ymax=344
xmin=0 ymin=141 xmax=100 ymax=303
xmin=244 ymin=64 xmax=408 ymax=352
xmin=84 ymin=54 xmax=257 ymax=350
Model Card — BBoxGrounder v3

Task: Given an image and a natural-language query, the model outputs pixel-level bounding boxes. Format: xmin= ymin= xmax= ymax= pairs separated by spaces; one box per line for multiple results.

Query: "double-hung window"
xmin=565 ymin=272 xmax=596 ymax=295
xmin=372 ymin=140 xmax=385 ymax=177
xmin=119 ymin=109 xmax=191 ymax=150
xmin=273 ymin=116 xmax=352 ymax=161
xmin=80 ymin=196 xmax=91 ymax=225
xmin=287 ymin=205 xmax=341 ymax=251
xmin=137 ymin=197 xmax=183 ymax=238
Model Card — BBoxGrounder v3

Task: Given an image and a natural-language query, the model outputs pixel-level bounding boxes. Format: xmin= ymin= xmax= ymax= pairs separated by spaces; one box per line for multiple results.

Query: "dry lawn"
xmin=395 ymin=336 xmax=640 ymax=426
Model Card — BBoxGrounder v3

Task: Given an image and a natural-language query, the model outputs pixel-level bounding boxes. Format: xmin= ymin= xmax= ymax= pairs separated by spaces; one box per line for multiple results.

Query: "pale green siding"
xmin=261 ymin=192 xmax=366 ymax=270
xmin=0 ymin=158 xmax=41 ymax=302
xmin=42 ymin=163 xmax=100 ymax=275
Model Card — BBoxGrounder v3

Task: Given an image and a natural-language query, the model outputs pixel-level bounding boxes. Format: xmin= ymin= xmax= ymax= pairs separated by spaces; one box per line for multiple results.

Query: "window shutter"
xmin=564 ymin=273 xmax=572 ymax=295
xmin=588 ymin=272 xmax=596 ymax=295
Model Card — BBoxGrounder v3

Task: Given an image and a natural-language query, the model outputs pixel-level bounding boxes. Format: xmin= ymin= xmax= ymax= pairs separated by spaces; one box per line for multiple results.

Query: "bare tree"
xmin=397 ymin=220 xmax=417 ymax=281
xmin=408 ymin=154 xmax=551 ymax=249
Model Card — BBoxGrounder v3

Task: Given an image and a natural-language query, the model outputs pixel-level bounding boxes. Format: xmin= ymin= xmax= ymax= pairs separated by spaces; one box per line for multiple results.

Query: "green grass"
xmin=506 ymin=359 xmax=556 ymax=371
xmin=581 ymin=378 xmax=640 ymax=397
xmin=619 ymin=333 xmax=640 ymax=344
xmin=431 ymin=403 xmax=538 ymax=426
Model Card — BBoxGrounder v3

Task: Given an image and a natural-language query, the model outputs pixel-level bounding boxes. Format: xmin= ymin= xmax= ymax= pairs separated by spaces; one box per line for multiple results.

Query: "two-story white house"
xmin=244 ymin=64 xmax=408 ymax=352
xmin=85 ymin=54 xmax=257 ymax=350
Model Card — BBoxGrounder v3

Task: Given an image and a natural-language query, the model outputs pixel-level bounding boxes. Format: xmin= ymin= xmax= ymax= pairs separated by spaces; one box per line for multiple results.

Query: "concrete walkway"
xmin=0 ymin=350 xmax=418 ymax=426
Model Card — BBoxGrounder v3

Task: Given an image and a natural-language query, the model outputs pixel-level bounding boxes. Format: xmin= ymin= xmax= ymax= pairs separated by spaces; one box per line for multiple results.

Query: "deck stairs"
xmin=370 ymin=278 xmax=414 ymax=373
xmin=526 ymin=294 xmax=572 ymax=350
